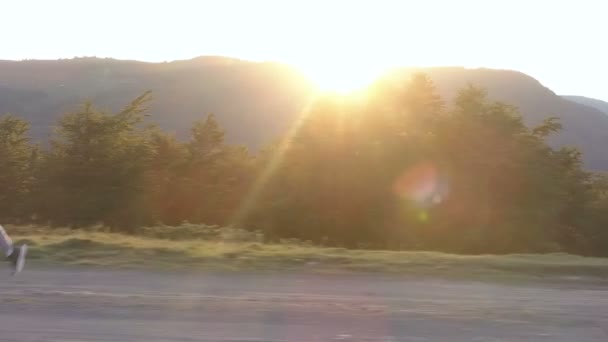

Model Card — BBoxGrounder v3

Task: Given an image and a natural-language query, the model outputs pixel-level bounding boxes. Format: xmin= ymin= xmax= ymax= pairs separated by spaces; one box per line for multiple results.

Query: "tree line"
xmin=1 ymin=75 xmax=608 ymax=255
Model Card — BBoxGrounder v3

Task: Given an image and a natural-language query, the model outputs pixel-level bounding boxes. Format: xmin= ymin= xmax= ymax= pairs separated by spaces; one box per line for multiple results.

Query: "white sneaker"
xmin=14 ymin=244 xmax=27 ymax=274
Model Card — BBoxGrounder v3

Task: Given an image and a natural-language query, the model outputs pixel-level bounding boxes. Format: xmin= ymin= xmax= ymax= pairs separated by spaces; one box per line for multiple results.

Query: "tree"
xmin=176 ymin=113 xmax=255 ymax=225
xmin=142 ymin=128 xmax=188 ymax=224
xmin=37 ymin=92 xmax=153 ymax=229
xmin=0 ymin=115 xmax=37 ymax=221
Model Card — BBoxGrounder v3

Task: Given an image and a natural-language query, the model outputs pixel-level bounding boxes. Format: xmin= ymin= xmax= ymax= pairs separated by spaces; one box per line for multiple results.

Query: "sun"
xmin=300 ymin=60 xmax=390 ymax=94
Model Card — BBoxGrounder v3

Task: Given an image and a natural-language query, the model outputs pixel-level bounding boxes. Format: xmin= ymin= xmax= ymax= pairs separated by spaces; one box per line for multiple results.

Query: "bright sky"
xmin=2 ymin=0 xmax=607 ymax=99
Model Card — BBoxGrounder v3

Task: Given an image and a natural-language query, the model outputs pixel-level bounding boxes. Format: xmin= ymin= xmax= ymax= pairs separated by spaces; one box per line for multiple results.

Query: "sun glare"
xmin=301 ymin=61 xmax=391 ymax=94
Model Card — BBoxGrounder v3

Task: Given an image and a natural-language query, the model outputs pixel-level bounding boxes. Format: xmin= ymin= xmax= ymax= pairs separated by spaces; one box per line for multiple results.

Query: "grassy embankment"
xmin=9 ymin=224 xmax=608 ymax=281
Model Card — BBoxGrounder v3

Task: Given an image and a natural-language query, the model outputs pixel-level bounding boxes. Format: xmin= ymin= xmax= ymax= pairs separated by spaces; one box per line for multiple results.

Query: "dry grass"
xmin=9 ymin=224 xmax=608 ymax=281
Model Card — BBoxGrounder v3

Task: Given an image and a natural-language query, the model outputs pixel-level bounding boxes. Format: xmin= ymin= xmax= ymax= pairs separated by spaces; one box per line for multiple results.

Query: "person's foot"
xmin=8 ymin=244 xmax=27 ymax=275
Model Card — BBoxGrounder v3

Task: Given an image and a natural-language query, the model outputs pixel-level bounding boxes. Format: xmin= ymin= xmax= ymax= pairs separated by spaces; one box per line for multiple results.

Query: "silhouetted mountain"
xmin=1 ymin=57 xmax=608 ymax=170
xmin=0 ymin=57 xmax=316 ymax=147
xmin=563 ymin=95 xmax=608 ymax=114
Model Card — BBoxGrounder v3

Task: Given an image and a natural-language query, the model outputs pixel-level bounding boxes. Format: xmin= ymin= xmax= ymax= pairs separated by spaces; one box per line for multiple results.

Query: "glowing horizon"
xmin=2 ymin=0 xmax=607 ymax=99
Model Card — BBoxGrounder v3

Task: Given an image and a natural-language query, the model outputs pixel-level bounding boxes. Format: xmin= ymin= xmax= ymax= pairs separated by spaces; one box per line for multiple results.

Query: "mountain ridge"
xmin=563 ymin=95 xmax=608 ymax=115
xmin=1 ymin=56 xmax=608 ymax=169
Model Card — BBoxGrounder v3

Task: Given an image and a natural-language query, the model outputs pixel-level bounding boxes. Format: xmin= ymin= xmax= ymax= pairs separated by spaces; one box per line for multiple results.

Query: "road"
xmin=1 ymin=267 xmax=608 ymax=341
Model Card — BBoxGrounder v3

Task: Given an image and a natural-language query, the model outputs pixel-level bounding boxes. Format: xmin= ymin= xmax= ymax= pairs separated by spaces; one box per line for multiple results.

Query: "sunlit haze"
xmin=2 ymin=0 xmax=607 ymax=97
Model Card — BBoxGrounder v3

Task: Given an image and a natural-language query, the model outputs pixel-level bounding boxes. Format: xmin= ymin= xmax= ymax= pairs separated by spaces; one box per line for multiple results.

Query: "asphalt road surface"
xmin=1 ymin=267 xmax=608 ymax=341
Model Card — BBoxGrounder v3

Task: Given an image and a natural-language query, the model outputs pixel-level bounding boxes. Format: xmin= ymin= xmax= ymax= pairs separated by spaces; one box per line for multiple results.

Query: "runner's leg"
xmin=0 ymin=224 xmax=14 ymax=258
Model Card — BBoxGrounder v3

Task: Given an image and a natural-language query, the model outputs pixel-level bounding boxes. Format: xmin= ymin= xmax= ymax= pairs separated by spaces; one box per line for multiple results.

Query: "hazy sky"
xmin=2 ymin=0 xmax=607 ymax=99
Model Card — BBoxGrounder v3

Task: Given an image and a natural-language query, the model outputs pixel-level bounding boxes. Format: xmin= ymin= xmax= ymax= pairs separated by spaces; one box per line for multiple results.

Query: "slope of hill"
xmin=563 ymin=95 xmax=608 ymax=114
xmin=1 ymin=57 xmax=608 ymax=170
xmin=0 ymin=57 xmax=317 ymax=147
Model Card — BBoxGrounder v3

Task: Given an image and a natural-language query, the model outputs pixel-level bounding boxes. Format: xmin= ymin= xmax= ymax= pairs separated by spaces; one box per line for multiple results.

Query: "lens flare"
xmin=417 ymin=210 xmax=429 ymax=223
xmin=393 ymin=162 xmax=449 ymax=208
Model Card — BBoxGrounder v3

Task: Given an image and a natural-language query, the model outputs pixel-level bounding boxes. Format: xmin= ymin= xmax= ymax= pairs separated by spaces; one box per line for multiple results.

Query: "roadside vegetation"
xmin=11 ymin=224 xmax=608 ymax=281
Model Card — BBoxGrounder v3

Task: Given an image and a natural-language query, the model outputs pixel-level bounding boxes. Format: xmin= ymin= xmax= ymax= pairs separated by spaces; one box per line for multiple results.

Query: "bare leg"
xmin=0 ymin=224 xmax=26 ymax=274
xmin=0 ymin=224 xmax=14 ymax=258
